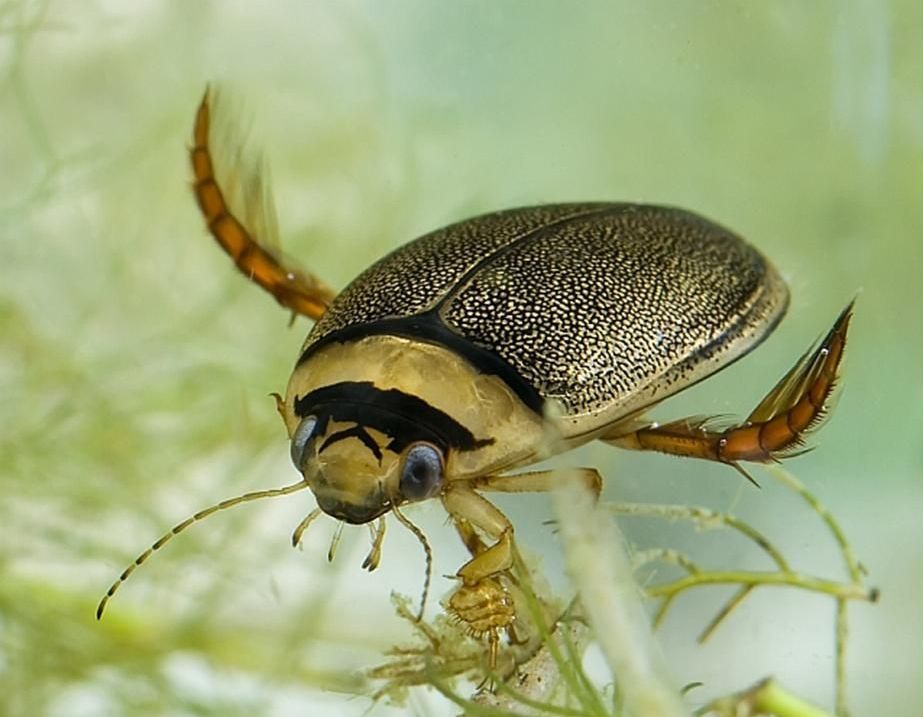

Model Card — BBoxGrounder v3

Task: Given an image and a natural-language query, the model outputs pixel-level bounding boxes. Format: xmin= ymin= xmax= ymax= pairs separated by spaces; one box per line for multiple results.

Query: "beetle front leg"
xmin=441 ymin=471 xmax=603 ymax=672
xmin=442 ymin=487 xmax=514 ymax=585
xmin=440 ymin=487 xmax=517 ymax=670
xmin=444 ymin=468 xmax=603 ymax=584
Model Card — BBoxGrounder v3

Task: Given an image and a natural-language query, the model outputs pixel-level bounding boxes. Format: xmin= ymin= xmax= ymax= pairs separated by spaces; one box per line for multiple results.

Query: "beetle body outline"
xmin=98 ymin=90 xmax=853 ymax=666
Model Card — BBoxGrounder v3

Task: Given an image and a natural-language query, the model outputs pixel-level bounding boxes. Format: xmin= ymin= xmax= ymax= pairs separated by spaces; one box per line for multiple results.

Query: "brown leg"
xmin=190 ymin=89 xmax=337 ymax=320
xmin=607 ymin=302 xmax=854 ymax=470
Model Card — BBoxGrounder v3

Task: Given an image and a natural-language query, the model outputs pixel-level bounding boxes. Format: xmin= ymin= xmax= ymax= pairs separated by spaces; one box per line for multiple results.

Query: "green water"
xmin=2 ymin=2 xmax=920 ymax=715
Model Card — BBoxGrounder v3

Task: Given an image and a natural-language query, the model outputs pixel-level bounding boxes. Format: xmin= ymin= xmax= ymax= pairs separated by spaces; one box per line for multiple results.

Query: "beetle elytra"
xmin=98 ymin=90 xmax=853 ymax=667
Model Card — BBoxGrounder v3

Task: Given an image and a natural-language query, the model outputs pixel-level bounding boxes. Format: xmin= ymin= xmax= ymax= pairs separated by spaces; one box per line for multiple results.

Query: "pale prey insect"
xmin=97 ymin=90 xmax=853 ymax=668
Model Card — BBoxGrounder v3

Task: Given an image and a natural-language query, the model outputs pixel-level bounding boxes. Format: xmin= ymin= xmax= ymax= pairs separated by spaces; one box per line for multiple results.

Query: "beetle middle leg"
xmin=466 ymin=468 xmax=603 ymax=501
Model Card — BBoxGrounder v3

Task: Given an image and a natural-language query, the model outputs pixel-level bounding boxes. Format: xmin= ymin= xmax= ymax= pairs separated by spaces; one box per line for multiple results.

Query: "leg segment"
xmin=442 ymin=488 xmax=513 ymax=585
xmin=466 ymin=468 xmax=602 ymax=501
xmin=442 ymin=470 xmax=604 ymax=670
xmin=442 ymin=488 xmax=515 ymax=670
xmin=190 ymin=90 xmax=337 ymax=320
xmin=444 ymin=468 xmax=604 ymax=585
xmin=607 ymin=302 xmax=853 ymax=468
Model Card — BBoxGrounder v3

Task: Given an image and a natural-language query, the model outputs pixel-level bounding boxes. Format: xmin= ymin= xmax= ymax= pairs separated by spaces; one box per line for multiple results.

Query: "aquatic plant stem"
xmin=553 ymin=474 xmax=688 ymax=717
xmin=700 ymin=677 xmax=834 ymax=717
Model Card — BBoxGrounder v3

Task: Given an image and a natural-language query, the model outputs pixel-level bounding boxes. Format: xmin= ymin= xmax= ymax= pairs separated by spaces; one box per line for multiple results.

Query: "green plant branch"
xmin=609 ymin=466 xmax=875 ymax=715
xmin=0 ymin=0 xmax=62 ymax=218
xmin=482 ymin=655 xmax=590 ymax=716
xmin=765 ymin=466 xmax=862 ymax=583
xmin=835 ymin=598 xmax=848 ymax=717
xmin=698 ymin=677 xmax=834 ymax=717
xmin=507 ymin=552 xmax=608 ymax=717
xmin=766 ymin=466 xmax=870 ymax=717
xmin=609 ymin=503 xmax=790 ymax=571
xmin=611 ymin=498 xmax=872 ymax=651
xmin=695 ymin=585 xmax=754 ymax=643
xmin=632 ymin=547 xmax=703 ymax=575
xmin=428 ymin=670 xmax=540 ymax=717
xmin=645 ymin=569 xmax=872 ymax=602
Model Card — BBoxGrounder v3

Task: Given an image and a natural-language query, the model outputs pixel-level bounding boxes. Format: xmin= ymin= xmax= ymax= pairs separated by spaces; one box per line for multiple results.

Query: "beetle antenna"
xmin=96 ymin=479 xmax=308 ymax=620
xmin=391 ymin=504 xmax=432 ymax=622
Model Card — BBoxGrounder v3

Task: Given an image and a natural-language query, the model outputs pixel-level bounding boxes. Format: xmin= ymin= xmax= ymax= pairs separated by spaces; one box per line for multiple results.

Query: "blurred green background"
xmin=2 ymin=1 xmax=920 ymax=715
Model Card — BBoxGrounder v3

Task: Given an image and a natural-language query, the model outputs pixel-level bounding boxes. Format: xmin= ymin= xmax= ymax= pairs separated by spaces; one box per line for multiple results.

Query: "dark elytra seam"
xmin=297 ymin=206 xmax=618 ymax=414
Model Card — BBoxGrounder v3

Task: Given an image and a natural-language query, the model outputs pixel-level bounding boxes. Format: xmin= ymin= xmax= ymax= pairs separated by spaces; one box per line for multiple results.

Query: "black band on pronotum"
xmin=295 ymin=381 xmax=494 ymax=454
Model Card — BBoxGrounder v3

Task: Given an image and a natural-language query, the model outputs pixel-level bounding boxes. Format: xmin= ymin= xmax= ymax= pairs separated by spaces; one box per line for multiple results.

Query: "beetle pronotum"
xmin=98 ymin=90 xmax=853 ymax=668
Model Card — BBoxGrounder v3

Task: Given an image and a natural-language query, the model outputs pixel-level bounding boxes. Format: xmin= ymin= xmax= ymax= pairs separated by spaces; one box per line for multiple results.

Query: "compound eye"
xmin=290 ymin=415 xmax=318 ymax=470
xmin=400 ymin=443 xmax=444 ymax=501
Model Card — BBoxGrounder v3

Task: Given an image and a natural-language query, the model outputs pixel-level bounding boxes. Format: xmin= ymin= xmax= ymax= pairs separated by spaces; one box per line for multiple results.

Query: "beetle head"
xmin=289 ymin=382 xmax=454 ymax=524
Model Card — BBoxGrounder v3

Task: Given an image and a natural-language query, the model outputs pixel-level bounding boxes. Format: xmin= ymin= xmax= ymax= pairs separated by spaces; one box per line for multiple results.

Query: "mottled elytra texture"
xmin=305 ymin=204 xmax=787 ymax=417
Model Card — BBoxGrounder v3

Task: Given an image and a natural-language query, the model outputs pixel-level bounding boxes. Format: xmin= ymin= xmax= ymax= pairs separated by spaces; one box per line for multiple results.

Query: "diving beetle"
xmin=98 ymin=91 xmax=852 ymax=665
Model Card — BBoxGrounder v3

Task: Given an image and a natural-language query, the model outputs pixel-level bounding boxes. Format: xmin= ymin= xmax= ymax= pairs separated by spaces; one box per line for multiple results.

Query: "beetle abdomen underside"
xmin=302 ymin=204 xmax=788 ymax=424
